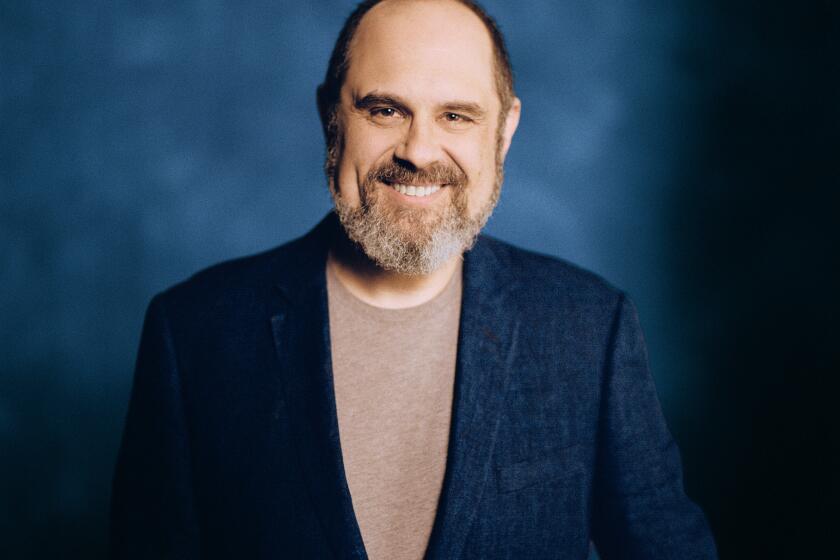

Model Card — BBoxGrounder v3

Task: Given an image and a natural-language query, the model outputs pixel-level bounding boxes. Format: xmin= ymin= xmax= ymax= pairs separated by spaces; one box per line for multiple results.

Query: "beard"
xmin=325 ymin=109 xmax=507 ymax=275
xmin=330 ymin=154 xmax=503 ymax=275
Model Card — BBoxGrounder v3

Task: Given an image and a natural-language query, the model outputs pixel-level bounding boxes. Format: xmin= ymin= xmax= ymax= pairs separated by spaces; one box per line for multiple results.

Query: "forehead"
xmin=346 ymin=0 xmax=497 ymax=104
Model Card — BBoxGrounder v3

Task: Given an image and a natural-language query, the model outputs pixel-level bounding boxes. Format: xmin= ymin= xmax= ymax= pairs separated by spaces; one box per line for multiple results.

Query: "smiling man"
xmin=111 ymin=1 xmax=717 ymax=559
xmin=323 ymin=0 xmax=518 ymax=287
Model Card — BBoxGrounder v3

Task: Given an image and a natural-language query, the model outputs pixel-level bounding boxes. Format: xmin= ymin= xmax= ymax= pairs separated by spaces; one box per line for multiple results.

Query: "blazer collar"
xmin=424 ymin=226 xmax=522 ymax=559
xmin=271 ymin=213 xmax=522 ymax=559
xmin=271 ymin=211 xmax=521 ymax=311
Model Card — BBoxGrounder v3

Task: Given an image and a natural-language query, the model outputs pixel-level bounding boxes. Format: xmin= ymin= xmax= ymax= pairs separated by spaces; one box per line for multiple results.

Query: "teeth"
xmin=390 ymin=184 xmax=442 ymax=197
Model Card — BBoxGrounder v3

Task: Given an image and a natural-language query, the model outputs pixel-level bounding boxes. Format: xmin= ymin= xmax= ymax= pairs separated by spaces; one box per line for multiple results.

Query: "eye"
xmin=441 ymin=112 xmax=474 ymax=129
xmin=370 ymin=107 xmax=401 ymax=119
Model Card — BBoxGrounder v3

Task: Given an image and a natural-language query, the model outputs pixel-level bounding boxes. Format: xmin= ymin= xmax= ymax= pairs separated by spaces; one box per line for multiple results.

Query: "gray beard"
xmin=327 ymin=114 xmax=505 ymax=275
xmin=333 ymin=177 xmax=498 ymax=276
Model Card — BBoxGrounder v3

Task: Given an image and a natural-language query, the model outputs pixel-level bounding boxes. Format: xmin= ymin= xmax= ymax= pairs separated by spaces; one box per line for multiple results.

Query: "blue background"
xmin=2 ymin=0 xmax=836 ymax=557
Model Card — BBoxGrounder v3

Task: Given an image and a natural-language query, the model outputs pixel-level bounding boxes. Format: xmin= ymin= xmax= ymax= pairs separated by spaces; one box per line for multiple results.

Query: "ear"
xmin=499 ymin=97 xmax=521 ymax=161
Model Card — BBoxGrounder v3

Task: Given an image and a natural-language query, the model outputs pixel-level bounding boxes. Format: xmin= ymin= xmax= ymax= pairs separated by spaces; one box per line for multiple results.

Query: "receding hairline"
xmin=345 ymin=0 xmax=500 ymax=95
xmin=320 ymin=0 xmax=515 ymax=116
xmin=347 ymin=0 xmax=496 ymax=58
xmin=317 ymin=0 xmax=515 ymax=154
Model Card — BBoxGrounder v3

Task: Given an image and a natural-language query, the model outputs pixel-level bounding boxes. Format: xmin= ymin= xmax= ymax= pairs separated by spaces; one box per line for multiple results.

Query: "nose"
xmin=393 ymin=118 xmax=441 ymax=170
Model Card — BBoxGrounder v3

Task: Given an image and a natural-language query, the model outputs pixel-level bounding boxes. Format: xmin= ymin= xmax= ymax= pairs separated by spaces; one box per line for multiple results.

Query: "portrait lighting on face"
xmin=319 ymin=0 xmax=520 ymax=275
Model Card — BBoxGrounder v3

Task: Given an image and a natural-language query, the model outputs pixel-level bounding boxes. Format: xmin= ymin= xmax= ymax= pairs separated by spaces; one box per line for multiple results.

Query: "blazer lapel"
xmin=267 ymin=215 xmax=520 ymax=560
xmin=425 ymin=237 xmax=522 ymax=560
xmin=270 ymin=215 xmax=368 ymax=559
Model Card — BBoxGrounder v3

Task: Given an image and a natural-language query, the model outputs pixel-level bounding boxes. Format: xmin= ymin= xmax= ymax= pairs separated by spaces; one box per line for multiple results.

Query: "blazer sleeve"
xmin=110 ymin=294 xmax=200 ymax=559
xmin=590 ymin=294 xmax=717 ymax=559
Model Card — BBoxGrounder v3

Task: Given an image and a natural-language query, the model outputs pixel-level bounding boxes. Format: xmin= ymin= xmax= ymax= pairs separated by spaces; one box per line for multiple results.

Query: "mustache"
xmin=367 ymin=161 xmax=467 ymax=188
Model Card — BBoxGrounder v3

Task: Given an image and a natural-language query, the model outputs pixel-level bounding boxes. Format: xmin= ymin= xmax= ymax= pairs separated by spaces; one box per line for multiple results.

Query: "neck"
xmin=327 ymin=231 xmax=461 ymax=309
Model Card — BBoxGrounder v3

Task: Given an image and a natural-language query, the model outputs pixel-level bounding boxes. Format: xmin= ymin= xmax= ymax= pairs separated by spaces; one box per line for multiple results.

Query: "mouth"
xmin=381 ymin=180 xmax=445 ymax=198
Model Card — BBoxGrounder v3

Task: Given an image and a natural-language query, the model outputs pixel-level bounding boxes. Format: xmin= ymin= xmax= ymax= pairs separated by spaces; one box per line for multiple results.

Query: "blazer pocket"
xmin=496 ymin=445 xmax=585 ymax=494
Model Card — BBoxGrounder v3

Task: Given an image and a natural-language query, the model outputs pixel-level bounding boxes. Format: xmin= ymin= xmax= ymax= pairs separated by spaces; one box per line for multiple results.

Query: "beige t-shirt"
xmin=326 ymin=262 xmax=462 ymax=560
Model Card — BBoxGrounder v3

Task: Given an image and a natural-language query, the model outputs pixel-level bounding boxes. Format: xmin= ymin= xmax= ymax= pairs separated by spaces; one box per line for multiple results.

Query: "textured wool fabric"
xmin=111 ymin=214 xmax=717 ymax=559
xmin=326 ymin=260 xmax=462 ymax=560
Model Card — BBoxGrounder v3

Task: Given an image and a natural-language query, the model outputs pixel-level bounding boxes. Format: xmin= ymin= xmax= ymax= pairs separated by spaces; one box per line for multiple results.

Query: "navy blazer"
xmin=111 ymin=214 xmax=717 ymax=559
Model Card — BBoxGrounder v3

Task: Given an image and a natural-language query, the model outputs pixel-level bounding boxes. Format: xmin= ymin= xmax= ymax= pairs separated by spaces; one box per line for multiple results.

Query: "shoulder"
xmin=475 ymin=234 xmax=623 ymax=305
xmin=150 ymin=231 xmax=312 ymax=325
xmin=472 ymin=235 xmax=632 ymax=384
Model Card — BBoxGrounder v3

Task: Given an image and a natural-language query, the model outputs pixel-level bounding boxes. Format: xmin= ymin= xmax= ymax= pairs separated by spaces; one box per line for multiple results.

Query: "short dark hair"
xmin=316 ymin=0 xmax=515 ymax=148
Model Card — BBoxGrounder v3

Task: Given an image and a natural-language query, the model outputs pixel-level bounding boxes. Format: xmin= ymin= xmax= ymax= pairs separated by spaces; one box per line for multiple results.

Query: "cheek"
xmin=334 ymin=127 xmax=376 ymax=205
xmin=347 ymin=115 xmax=405 ymax=159
xmin=335 ymin=170 xmax=361 ymax=207
xmin=460 ymin=132 xmax=499 ymax=209
xmin=337 ymin=124 xmax=399 ymax=192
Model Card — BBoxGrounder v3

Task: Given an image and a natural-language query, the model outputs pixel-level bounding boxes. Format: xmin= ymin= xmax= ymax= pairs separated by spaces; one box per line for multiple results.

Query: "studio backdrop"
xmin=2 ymin=0 xmax=836 ymax=558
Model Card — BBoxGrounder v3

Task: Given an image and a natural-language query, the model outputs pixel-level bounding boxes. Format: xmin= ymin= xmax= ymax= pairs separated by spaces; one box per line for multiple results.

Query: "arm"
xmin=110 ymin=294 xmax=200 ymax=559
xmin=591 ymin=294 xmax=717 ymax=559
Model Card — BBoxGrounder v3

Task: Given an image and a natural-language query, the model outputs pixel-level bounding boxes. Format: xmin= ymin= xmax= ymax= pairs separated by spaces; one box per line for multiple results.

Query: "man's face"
xmin=328 ymin=0 xmax=520 ymax=275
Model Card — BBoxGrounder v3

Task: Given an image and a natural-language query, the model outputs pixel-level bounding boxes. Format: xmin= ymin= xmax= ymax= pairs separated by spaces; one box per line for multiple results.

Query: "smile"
xmin=387 ymin=183 xmax=442 ymax=197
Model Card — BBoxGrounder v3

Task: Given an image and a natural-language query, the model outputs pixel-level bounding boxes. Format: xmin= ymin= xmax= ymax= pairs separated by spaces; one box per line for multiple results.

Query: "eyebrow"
xmin=440 ymin=101 xmax=487 ymax=119
xmin=353 ymin=93 xmax=411 ymax=115
xmin=353 ymin=91 xmax=487 ymax=120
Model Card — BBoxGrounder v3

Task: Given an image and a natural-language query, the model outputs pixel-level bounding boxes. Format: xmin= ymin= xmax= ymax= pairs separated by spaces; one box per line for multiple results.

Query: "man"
xmin=111 ymin=0 xmax=717 ymax=558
